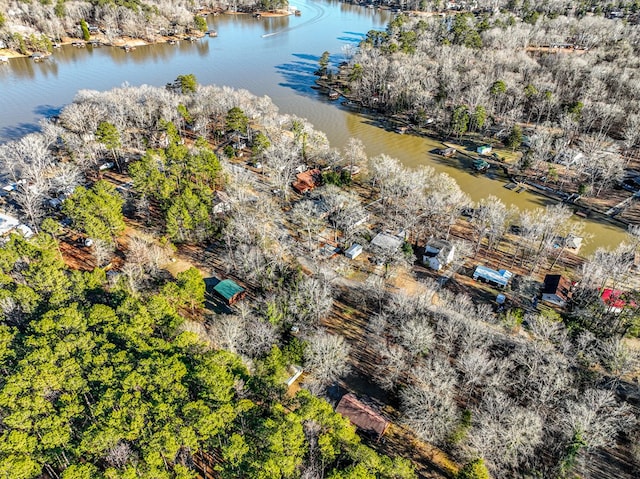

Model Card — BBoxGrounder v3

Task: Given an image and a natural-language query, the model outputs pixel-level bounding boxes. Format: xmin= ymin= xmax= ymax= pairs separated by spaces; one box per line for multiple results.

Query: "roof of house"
xmin=542 ymin=274 xmax=571 ymax=301
xmin=425 ymin=238 xmax=453 ymax=257
xmin=601 ymin=288 xmax=630 ymax=310
xmin=336 ymin=393 xmax=389 ymax=439
xmin=292 ymin=169 xmax=321 ymax=193
xmin=213 ymin=279 xmax=245 ymax=301
xmin=371 ymin=232 xmax=403 ymax=253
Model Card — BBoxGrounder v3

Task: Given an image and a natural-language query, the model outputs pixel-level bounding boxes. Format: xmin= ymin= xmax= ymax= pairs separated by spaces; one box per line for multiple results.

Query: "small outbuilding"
xmin=213 ymin=279 xmax=246 ymax=305
xmin=541 ymin=274 xmax=572 ymax=307
xmin=473 ymin=265 xmax=513 ymax=288
xmin=344 ymin=243 xmax=363 ymax=259
xmin=336 ymin=393 xmax=389 ymax=441
xmin=422 ymin=238 xmax=454 ymax=270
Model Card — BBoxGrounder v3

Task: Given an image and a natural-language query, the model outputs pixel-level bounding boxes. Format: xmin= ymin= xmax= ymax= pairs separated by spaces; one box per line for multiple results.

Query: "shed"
xmin=335 ymin=393 xmax=389 ymax=440
xmin=213 ymin=279 xmax=246 ymax=305
xmin=541 ymin=274 xmax=571 ymax=307
xmin=477 ymin=145 xmax=492 ymax=155
xmin=473 ymin=265 xmax=513 ymax=288
xmin=344 ymin=243 xmax=363 ymax=259
xmin=423 ymin=238 xmax=455 ymax=271
xmin=292 ymin=169 xmax=321 ymax=194
xmin=370 ymin=232 xmax=403 ymax=254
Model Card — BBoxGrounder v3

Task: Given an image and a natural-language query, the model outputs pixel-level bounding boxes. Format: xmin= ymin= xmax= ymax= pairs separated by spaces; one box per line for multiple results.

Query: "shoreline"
xmin=0 ymin=9 xmax=292 ymax=60
xmin=319 ymin=79 xmax=637 ymax=234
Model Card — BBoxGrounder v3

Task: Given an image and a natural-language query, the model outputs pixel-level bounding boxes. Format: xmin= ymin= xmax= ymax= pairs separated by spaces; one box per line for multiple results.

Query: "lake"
xmin=0 ymin=0 xmax=630 ymax=254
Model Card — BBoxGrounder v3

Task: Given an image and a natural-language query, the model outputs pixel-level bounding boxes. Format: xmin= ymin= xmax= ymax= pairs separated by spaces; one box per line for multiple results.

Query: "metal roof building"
xmin=213 ymin=279 xmax=246 ymax=305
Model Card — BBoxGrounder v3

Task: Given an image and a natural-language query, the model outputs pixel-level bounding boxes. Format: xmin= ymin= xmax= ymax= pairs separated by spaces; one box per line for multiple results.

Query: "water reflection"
xmin=276 ymin=53 xmax=320 ymax=96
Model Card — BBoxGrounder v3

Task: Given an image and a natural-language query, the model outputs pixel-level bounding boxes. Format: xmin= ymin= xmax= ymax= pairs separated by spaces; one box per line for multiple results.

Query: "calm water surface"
xmin=0 ymin=0 xmax=629 ymax=254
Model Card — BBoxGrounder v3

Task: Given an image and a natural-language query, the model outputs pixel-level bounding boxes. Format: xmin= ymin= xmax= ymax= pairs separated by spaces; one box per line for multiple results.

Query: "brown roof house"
xmin=292 ymin=169 xmax=321 ymax=194
xmin=335 ymin=393 xmax=389 ymax=441
xmin=541 ymin=274 xmax=572 ymax=307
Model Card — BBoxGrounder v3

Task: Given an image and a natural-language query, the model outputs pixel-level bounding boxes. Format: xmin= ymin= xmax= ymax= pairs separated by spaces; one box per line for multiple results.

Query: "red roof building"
xmin=601 ymin=288 xmax=632 ymax=314
xmin=292 ymin=169 xmax=321 ymax=194
xmin=335 ymin=393 xmax=389 ymax=440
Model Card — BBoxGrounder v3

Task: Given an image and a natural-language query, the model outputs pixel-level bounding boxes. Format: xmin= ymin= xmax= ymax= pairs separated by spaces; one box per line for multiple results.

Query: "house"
xmin=212 ymin=190 xmax=231 ymax=214
xmin=541 ymin=274 xmax=572 ymax=307
xmin=345 ymin=243 xmax=363 ymax=259
xmin=335 ymin=393 xmax=389 ymax=441
xmin=601 ymin=288 xmax=632 ymax=314
xmin=213 ymin=279 xmax=246 ymax=305
xmin=292 ymin=169 xmax=321 ymax=194
xmin=472 ymin=265 xmax=513 ymax=288
xmin=477 ymin=145 xmax=492 ymax=155
xmin=422 ymin=238 xmax=455 ymax=271
xmin=370 ymin=232 xmax=404 ymax=254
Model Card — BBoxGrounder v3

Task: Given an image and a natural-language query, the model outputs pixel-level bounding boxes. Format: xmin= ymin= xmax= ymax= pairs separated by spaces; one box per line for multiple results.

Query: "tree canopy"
xmin=0 ymin=233 xmax=414 ymax=479
xmin=62 ymin=180 xmax=125 ymax=243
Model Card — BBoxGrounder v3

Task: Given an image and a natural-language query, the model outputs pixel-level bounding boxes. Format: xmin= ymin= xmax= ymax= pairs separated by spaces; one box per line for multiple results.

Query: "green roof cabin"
xmin=213 ymin=279 xmax=246 ymax=305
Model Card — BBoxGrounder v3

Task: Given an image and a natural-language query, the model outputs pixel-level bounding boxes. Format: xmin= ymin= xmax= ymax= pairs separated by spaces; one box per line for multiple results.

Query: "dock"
xmin=504 ymin=182 xmax=527 ymax=193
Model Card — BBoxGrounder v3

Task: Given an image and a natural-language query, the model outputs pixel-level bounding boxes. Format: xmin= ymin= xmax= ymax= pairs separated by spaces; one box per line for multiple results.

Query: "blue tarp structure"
xmin=473 ymin=265 xmax=513 ymax=288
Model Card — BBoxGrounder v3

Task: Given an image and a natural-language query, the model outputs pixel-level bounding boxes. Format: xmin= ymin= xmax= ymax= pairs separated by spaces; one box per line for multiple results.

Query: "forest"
xmin=0 ymin=233 xmax=414 ymax=479
xmin=0 ymin=69 xmax=639 ymax=478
